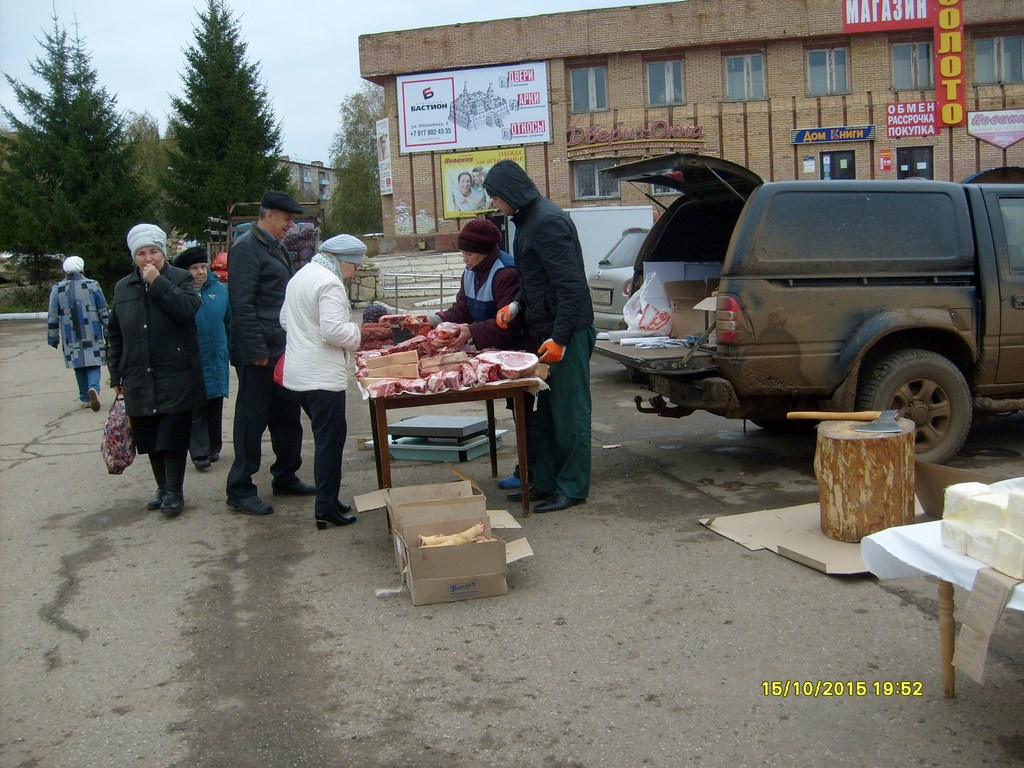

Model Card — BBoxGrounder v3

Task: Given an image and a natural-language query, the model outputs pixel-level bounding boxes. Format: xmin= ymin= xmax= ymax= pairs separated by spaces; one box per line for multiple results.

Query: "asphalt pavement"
xmin=2 ymin=317 xmax=1023 ymax=768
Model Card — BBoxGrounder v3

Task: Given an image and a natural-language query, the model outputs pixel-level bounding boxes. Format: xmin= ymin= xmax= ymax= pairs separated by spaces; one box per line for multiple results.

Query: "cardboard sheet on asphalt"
xmin=700 ymin=503 xmax=870 ymax=575
xmin=701 ymin=461 xmax=994 ymax=575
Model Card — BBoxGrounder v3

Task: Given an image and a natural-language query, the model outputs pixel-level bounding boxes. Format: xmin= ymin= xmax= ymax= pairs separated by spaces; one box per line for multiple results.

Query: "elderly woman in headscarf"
xmin=107 ymin=224 xmax=206 ymax=516
xmin=279 ymin=234 xmax=364 ymax=530
xmin=47 ymin=255 xmax=110 ymax=411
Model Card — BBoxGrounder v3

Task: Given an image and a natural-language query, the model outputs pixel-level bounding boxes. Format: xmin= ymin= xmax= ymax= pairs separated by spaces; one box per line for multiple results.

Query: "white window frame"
xmin=807 ymin=47 xmax=849 ymax=96
xmin=574 ymin=159 xmax=619 ymax=200
xmin=892 ymin=42 xmax=934 ymax=90
xmin=570 ymin=66 xmax=608 ymax=113
xmin=725 ymin=54 xmax=765 ymax=101
xmin=976 ymin=36 xmax=1024 ymax=84
xmin=647 ymin=60 xmax=685 ymax=106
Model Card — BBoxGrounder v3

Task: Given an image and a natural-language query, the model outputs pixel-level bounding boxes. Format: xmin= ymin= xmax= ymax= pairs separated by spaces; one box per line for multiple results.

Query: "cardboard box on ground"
xmin=354 ymin=469 xmax=533 ymax=606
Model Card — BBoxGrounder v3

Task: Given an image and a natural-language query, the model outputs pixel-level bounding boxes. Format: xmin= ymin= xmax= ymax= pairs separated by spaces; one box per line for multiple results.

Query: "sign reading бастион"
xmin=397 ymin=62 xmax=550 ymax=154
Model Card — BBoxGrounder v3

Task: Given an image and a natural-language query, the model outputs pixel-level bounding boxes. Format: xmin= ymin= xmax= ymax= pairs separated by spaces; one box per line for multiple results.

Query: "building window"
xmin=302 ymin=169 xmax=312 ymax=183
xmin=652 ymin=183 xmax=678 ymax=195
xmin=976 ymin=36 xmax=1024 ymax=84
xmin=571 ymin=66 xmax=608 ymax=112
xmin=725 ymin=54 xmax=765 ymax=101
xmin=807 ymin=48 xmax=848 ymax=96
xmin=574 ymin=159 xmax=619 ymax=199
xmin=892 ymin=42 xmax=934 ymax=90
xmin=647 ymin=60 xmax=685 ymax=106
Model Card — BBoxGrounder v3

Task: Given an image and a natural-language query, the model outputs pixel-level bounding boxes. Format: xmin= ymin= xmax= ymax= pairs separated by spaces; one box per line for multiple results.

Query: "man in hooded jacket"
xmin=483 ymin=160 xmax=596 ymax=513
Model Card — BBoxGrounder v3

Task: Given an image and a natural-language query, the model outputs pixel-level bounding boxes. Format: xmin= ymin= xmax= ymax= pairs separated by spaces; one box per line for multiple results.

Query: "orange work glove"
xmin=537 ymin=339 xmax=565 ymax=363
xmin=495 ymin=301 xmax=520 ymax=329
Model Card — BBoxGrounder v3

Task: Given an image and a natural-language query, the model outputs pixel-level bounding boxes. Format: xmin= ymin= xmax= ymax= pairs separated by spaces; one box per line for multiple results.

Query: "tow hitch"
xmin=634 ymin=395 xmax=694 ymax=418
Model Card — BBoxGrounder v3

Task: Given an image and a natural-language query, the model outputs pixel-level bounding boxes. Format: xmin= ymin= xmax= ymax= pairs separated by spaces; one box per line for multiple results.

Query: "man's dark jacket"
xmin=483 ymin=160 xmax=593 ymax=345
xmin=227 ymin=226 xmax=294 ymax=366
xmin=107 ymin=264 xmax=206 ymax=417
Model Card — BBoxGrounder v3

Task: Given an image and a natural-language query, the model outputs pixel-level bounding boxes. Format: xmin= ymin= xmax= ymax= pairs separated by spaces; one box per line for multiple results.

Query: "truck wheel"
xmin=856 ymin=349 xmax=971 ymax=464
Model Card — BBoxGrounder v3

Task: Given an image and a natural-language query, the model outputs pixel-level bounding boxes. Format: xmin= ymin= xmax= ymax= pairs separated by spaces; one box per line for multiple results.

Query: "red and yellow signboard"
xmin=842 ymin=0 xmax=965 ymax=129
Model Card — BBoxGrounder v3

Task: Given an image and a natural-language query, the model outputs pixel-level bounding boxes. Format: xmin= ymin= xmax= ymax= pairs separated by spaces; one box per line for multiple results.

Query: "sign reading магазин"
xmin=967 ymin=110 xmax=1024 ymax=149
xmin=842 ymin=0 xmax=965 ymax=129
xmin=397 ymin=62 xmax=550 ymax=153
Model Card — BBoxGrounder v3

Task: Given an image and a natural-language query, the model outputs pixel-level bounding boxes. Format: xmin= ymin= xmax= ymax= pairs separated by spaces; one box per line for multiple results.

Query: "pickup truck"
xmin=596 ymin=154 xmax=1024 ymax=463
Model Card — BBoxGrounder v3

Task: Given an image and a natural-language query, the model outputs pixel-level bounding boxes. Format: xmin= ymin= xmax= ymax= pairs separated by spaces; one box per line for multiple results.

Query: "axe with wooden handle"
xmin=786 ymin=410 xmax=904 ymax=433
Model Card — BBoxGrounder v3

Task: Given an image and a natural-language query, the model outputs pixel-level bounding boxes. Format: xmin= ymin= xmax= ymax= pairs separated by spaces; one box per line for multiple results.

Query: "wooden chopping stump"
xmin=813 ymin=418 xmax=916 ymax=542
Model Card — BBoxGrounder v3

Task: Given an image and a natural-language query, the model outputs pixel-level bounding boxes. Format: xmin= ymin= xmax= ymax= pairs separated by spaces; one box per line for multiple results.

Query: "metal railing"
xmin=381 ymin=272 xmax=458 ymax=313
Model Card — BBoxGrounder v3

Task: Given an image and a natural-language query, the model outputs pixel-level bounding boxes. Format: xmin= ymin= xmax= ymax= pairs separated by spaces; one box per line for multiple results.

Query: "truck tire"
xmin=856 ymin=349 xmax=971 ymax=464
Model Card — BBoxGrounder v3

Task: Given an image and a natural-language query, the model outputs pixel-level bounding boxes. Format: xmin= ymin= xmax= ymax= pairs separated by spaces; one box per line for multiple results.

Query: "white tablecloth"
xmin=860 ymin=478 xmax=1024 ymax=612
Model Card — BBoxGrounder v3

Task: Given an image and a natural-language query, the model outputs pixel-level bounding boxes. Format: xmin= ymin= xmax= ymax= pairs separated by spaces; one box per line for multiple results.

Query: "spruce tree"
xmin=0 ymin=15 xmax=150 ymax=284
xmin=163 ymin=0 xmax=289 ymax=241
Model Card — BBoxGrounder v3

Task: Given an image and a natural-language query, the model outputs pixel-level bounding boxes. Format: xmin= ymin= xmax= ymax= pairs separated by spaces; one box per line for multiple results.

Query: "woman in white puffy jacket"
xmin=279 ymin=234 xmax=364 ymax=529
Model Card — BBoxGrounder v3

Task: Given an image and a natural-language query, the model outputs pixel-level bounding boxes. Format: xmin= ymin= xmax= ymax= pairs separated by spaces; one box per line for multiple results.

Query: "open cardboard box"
xmin=355 ymin=479 xmax=533 ymax=605
xmin=663 ymin=280 xmax=717 ymax=339
xmin=701 ymin=461 xmax=1004 ymax=575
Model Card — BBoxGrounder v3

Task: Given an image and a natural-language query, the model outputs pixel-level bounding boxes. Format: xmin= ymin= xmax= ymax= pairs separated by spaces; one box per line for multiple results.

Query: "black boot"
xmin=147 ymin=453 xmax=167 ymax=510
xmin=162 ymin=451 xmax=187 ymax=516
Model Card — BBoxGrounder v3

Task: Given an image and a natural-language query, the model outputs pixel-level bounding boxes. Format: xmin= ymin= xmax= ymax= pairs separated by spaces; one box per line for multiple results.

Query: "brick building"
xmin=359 ymin=0 xmax=1024 ymax=252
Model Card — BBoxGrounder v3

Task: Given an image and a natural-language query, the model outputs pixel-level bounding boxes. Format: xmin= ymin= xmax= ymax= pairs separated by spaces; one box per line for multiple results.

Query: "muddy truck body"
xmin=595 ymin=154 xmax=1024 ymax=463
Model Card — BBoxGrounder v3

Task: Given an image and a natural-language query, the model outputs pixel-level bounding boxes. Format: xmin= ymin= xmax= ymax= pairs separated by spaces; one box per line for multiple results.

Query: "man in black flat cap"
xmin=225 ymin=190 xmax=315 ymax=515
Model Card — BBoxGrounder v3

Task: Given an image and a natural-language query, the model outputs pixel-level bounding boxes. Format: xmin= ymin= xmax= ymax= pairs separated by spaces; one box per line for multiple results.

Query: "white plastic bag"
xmin=622 ymin=271 xmax=672 ymax=332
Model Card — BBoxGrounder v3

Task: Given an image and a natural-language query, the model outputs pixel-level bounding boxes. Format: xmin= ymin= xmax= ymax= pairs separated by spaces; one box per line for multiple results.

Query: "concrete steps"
xmin=371 ymin=251 xmax=466 ymax=311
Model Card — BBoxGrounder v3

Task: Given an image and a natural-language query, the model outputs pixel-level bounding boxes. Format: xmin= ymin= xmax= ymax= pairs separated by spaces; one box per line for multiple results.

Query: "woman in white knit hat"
xmin=279 ymin=234 xmax=364 ymax=529
xmin=47 ymin=255 xmax=110 ymax=411
xmin=107 ymin=223 xmax=207 ymax=516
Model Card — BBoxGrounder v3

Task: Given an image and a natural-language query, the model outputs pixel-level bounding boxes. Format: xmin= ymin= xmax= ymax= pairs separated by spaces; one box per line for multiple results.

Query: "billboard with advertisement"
xmin=440 ymin=147 xmax=526 ymax=219
xmin=376 ymin=118 xmax=393 ymax=196
xmin=398 ymin=62 xmax=550 ymax=153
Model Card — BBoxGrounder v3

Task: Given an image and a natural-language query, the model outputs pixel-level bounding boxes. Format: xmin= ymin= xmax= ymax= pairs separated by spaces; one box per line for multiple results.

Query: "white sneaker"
xmin=88 ymin=388 xmax=101 ymax=412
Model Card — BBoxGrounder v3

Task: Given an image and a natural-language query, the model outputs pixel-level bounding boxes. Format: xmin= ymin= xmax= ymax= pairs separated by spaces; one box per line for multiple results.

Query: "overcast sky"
xmin=0 ymin=0 xmax=672 ymax=163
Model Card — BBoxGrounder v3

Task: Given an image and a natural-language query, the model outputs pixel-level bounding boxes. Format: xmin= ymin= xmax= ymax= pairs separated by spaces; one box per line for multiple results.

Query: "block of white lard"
xmin=992 ymin=528 xmax=1024 ymax=580
xmin=940 ymin=519 xmax=969 ymax=555
xmin=966 ymin=527 xmax=997 ymax=564
xmin=967 ymin=492 xmax=1009 ymax=529
xmin=1007 ymin=490 xmax=1024 ymax=536
xmin=943 ymin=482 xmax=991 ymax=521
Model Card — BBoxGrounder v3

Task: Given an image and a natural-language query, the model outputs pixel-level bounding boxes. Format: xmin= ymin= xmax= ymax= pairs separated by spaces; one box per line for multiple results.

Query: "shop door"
xmin=820 ymin=151 xmax=855 ymax=180
xmin=897 ymin=146 xmax=934 ymax=179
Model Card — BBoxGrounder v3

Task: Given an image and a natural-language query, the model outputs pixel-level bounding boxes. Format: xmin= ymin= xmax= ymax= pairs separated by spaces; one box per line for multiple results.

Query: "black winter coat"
xmin=483 ymin=160 xmax=593 ymax=345
xmin=107 ymin=264 xmax=207 ymax=417
xmin=227 ymin=226 xmax=294 ymax=366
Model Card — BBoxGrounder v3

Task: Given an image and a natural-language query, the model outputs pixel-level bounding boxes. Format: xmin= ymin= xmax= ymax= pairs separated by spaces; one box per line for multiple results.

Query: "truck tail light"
xmin=716 ymin=294 xmax=743 ymax=344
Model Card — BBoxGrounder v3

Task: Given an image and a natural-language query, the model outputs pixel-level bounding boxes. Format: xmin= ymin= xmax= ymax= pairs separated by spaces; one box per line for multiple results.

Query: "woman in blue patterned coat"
xmin=47 ymin=255 xmax=110 ymax=411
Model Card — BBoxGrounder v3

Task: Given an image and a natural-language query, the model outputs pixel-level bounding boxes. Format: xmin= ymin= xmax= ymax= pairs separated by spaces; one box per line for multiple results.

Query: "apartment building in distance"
xmin=359 ymin=0 xmax=1024 ymax=252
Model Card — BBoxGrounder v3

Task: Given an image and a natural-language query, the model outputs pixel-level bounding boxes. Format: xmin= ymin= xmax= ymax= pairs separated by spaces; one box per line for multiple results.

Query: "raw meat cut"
xmin=475 ymin=350 xmax=539 ymax=379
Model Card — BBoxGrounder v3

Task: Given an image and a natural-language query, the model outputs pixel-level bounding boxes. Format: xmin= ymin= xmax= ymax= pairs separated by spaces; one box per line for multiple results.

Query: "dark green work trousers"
xmin=532 ymin=325 xmax=597 ymax=500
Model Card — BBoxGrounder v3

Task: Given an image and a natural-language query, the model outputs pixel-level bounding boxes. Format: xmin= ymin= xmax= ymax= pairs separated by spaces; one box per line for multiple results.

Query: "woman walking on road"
xmin=47 ymin=255 xmax=109 ymax=411
xmin=107 ymin=224 xmax=206 ymax=516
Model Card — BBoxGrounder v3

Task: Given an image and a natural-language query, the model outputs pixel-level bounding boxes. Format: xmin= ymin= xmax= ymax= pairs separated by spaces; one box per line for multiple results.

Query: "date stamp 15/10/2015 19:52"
xmin=762 ymin=680 xmax=924 ymax=698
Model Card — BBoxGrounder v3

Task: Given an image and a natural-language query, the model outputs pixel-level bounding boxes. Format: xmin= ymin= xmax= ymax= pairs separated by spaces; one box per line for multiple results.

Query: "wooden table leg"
xmin=371 ymin=399 xmax=392 ymax=489
xmin=513 ymin=390 xmax=529 ymax=517
xmin=486 ymin=399 xmax=498 ymax=477
xmin=368 ymin=399 xmax=384 ymax=488
xmin=938 ymin=579 xmax=956 ymax=699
